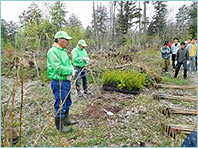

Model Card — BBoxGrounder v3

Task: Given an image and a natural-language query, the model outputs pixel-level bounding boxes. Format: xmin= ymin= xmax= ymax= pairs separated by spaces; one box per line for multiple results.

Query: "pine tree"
xmin=85 ymin=26 xmax=93 ymax=39
xmin=92 ymin=3 xmax=109 ymax=49
xmin=143 ymin=1 xmax=149 ymax=46
xmin=148 ymin=1 xmax=167 ymax=36
xmin=188 ymin=1 xmax=197 ymax=39
xmin=1 ymin=19 xmax=8 ymax=43
xmin=1 ymin=19 xmax=18 ymax=45
xmin=19 ymin=2 xmax=42 ymax=27
xmin=117 ymin=1 xmax=141 ymax=34
xmin=51 ymin=1 xmax=67 ymax=30
xmin=68 ymin=13 xmax=82 ymax=28
xmin=176 ymin=5 xmax=190 ymax=32
xmin=116 ymin=1 xmax=141 ymax=45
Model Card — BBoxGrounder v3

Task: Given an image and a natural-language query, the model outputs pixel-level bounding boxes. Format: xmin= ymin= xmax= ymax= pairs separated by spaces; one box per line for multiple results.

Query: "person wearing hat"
xmin=174 ymin=42 xmax=189 ymax=79
xmin=161 ymin=41 xmax=171 ymax=73
xmin=47 ymin=31 xmax=77 ymax=133
xmin=71 ymin=40 xmax=90 ymax=97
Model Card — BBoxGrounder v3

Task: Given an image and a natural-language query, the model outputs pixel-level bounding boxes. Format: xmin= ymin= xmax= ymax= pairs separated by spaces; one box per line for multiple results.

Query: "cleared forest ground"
xmin=1 ymin=46 xmax=197 ymax=147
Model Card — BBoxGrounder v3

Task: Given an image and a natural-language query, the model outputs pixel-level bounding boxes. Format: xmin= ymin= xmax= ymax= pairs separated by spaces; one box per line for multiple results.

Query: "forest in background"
xmin=1 ymin=1 xmax=197 ymax=147
xmin=1 ymin=1 xmax=197 ymax=52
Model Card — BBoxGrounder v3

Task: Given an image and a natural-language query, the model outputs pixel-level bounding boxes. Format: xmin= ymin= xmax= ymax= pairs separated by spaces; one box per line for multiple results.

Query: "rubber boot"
xmin=76 ymin=86 xmax=83 ymax=97
xmin=64 ymin=110 xmax=78 ymax=126
xmin=55 ymin=117 xmax=71 ymax=133
xmin=84 ymin=88 xmax=91 ymax=94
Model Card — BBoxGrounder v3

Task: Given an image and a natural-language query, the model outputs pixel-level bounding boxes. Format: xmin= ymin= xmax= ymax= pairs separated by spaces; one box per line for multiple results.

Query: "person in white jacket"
xmin=171 ymin=37 xmax=180 ymax=69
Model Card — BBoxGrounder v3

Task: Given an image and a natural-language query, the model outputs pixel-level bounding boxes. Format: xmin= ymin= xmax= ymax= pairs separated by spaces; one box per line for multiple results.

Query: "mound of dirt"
xmin=83 ymin=103 xmax=122 ymax=119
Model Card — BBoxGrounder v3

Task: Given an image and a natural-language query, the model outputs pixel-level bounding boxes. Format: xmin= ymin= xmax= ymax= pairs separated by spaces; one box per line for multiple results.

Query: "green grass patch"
xmin=161 ymin=74 xmax=190 ymax=86
xmin=158 ymin=140 xmax=171 ymax=147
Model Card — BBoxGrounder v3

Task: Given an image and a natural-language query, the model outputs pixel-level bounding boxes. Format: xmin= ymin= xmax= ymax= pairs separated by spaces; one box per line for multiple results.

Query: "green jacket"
xmin=47 ymin=46 xmax=74 ymax=80
xmin=71 ymin=46 xmax=89 ymax=68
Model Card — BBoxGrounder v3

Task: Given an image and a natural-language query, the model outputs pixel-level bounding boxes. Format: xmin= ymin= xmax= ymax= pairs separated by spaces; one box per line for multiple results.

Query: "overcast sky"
xmin=1 ymin=1 xmax=193 ymax=28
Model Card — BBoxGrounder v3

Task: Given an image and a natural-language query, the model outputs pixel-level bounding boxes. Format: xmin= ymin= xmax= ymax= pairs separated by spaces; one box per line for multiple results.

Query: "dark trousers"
xmin=172 ymin=54 xmax=176 ymax=69
xmin=51 ymin=80 xmax=72 ymax=117
xmin=174 ymin=62 xmax=188 ymax=79
xmin=74 ymin=67 xmax=88 ymax=92
xmin=181 ymin=131 xmax=197 ymax=147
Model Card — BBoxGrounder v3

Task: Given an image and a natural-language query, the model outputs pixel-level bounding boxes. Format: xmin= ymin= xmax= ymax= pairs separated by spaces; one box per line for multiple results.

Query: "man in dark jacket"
xmin=174 ymin=42 xmax=189 ymax=79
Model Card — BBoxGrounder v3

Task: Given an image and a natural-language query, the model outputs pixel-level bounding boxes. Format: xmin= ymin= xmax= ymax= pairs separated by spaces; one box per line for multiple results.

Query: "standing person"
xmin=71 ymin=40 xmax=90 ymax=97
xmin=168 ymin=41 xmax=172 ymax=49
xmin=196 ymin=40 xmax=197 ymax=71
xmin=171 ymin=38 xmax=180 ymax=69
xmin=174 ymin=42 xmax=189 ymax=79
xmin=47 ymin=31 xmax=77 ymax=133
xmin=161 ymin=41 xmax=171 ymax=72
xmin=189 ymin=39 xmax=197 ymax=74
xmin=185 ymin=40 xmax=191 ymax=52
xmin=185 ymin=40 xmax=191 ymax=73
xmin=195 ymin=49 xmax=197 ymax=71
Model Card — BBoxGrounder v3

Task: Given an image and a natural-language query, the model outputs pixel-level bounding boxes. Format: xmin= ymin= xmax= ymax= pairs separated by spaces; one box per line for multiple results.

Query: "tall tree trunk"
xmin=138 ymin=1 xmax=141 ymax=47
xmin=143 ymin=1 xmax=147 ymax=47
xmin=96 ymin=2 xmax=101 ymax=50
xmin=125 ymin=1 xmax=129 ymax=34
xmin=93 ymin=1 xmax=99 ymax=50
xmin=112 ymin=1 xmax=116 ymax=50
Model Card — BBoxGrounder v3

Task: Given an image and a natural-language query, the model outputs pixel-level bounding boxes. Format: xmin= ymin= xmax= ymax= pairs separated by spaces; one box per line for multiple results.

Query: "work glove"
xmin=83 ymin=57 xmax=90 ymax=63
xmin=72 ymin=69 xmax=78 ymax=77
xmin=72 ymin=69 xmax=75 ymax=77
xmin=175 ymin=61 xmax=177 ymax=65
xmin=67 ymin=75 xmax=72 ymax=81
xmin=187 ymin=61 xmax=189 ymax=65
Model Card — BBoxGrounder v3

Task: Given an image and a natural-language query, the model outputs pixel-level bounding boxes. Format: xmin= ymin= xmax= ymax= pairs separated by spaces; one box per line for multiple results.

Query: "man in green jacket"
xmin=47 ymin=31 xmax=77 ymax=132
xmin=71 ymin=40 xmax=90 ymax=97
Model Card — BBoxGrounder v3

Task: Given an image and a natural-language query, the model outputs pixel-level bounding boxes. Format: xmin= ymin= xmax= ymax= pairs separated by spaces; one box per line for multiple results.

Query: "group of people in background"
xmin=160 ymin=37 xmax=197 ymax=79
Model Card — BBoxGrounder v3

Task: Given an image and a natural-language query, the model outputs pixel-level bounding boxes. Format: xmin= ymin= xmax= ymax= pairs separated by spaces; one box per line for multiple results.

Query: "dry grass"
xmin=1 ymin=46 xmax=197 ymax=147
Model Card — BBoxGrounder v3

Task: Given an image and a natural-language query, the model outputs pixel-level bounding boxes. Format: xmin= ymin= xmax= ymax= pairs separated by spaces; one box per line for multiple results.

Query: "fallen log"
xmin=162 ymin=123 xmax=197 ymax=139
xmin=156 ymin=84 xmax=195 ymax=89
xmin=153 ymin=94 xmax=197 ymax=102
xmin=159 ymin=106 xmax=197 ymax=117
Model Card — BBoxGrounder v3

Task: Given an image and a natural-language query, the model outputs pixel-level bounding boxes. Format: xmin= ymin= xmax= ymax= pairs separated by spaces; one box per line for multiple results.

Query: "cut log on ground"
xmin=156 ymin=84 xmax=195 ymax=89
xmin=159 ymin=106 xmax=197 ymax=117
xmin=153 ymin=94 xmax=197 ymax=102
xmin=162 ymin=123 xmax=197 ymax=139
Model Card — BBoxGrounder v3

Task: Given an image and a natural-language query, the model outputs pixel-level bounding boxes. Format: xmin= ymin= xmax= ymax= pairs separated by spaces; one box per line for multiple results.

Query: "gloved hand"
xmin=83 ymin=57 xmax=90 ymax=63
xmin=72 ymin=69 xmax=75 ymax=77
xmin=187 ymin=61 xmax=189 ymax=65
xmin=175 ymin=61 xmax=177 ymax=65
xmin=67 ymin=75 xmax=72 ymax=81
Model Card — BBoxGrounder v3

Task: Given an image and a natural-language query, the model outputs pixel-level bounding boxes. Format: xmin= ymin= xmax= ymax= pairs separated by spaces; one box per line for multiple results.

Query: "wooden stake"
xmin=159 ymin=106 xmax=197 ymax=117
xmin=153 ymin=94 xmax=197 ymax=102
xmin=162 ymin=123 xmax=197 ymax=139
xmin=156 ymin=84 xmax=195 ymax=89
